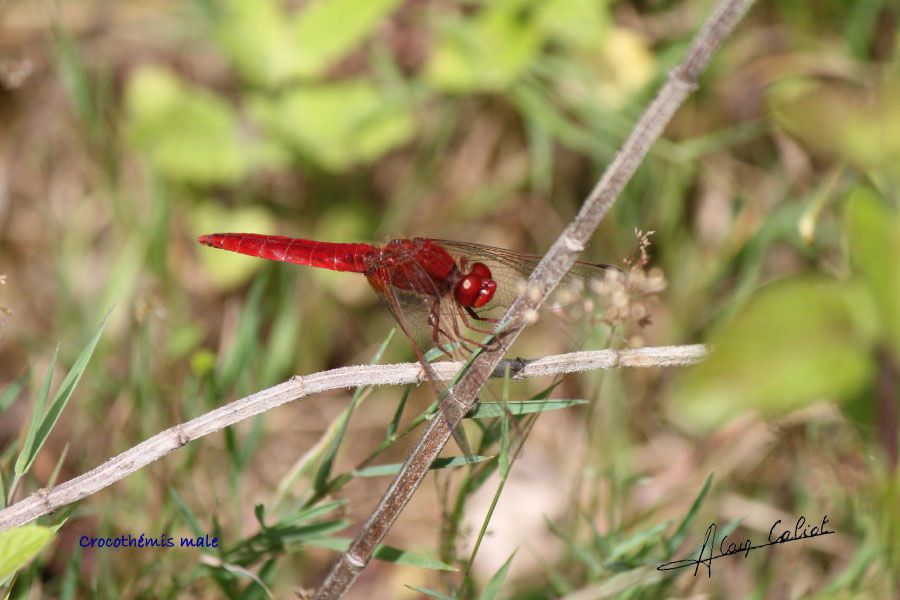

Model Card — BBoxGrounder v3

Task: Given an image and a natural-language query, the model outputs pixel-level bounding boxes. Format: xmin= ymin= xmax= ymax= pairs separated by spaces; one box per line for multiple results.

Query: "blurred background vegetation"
xmin=0 ymin=0 xmax=898 ymax=597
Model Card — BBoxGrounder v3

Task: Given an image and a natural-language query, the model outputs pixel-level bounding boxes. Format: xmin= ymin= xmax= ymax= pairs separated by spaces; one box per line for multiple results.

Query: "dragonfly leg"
xmin=464 ymin=305 xmax=499 ymax=324
xmin=428 ymin=302 xmax=441 ymax=345
xmin=445 ymin=306 xmax=500 ymax=351
xmin=429 ymin=301 xmax=471 ymax=357
xmin=458 ymin=306 xmax=498 ymax=335
xmin=455 ymin=307 xmax=501 ymax=352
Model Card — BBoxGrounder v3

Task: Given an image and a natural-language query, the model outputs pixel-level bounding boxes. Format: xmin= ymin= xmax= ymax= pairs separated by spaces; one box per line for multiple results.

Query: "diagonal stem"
xmin=314 ymin=0 xmax=756 ymax=597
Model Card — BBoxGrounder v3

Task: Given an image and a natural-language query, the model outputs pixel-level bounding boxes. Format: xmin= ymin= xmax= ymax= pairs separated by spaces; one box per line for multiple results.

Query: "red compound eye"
xmin=472 ymin=278 xmax=496 ymax=308
xmin=470 ymin=262 xmax=492 ymax=279
xmin=454 ymin=274 xmax=482 ymax=307
xmin=454 ymin=262 xmax=497 ymax=308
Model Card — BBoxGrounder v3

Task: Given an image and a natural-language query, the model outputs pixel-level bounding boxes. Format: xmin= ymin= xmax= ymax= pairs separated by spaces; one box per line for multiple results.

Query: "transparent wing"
xmin=432 ymin=239 xmax=621 ymax=318
xmin=366 ymin=249 xmax=480 ymax=455
xmin=366 ymin=252 xmax=488 ymax=362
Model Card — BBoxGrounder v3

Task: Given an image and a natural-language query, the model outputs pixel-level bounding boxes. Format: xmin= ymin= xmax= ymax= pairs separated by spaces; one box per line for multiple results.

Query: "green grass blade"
xmin=52 ymin=20 xmax=97 ymax=135
xmin=546 ymin=516 xmax=603 ymax=577
xmin=46 ymin=444 xmax=70 ymax=488
xmin=467 ymin=399 xmax=586 ymax=419
xmin=406 ymin=586 xmax=455 ymax=600
xmin=0 ymin=373 xmax=28 ymax=414
xmin=499 ymin=367 xmax=511 ymax=478
xmin=352 ymin=455 xmax=492 ymax=478
xmin=31 ymin=312 xmax=110 ymax=464
xmin=232 ymin=415 xmax=265 ymax=473
xmin=825 ymin=541 xmax=879 ymax=592
xmin=17 ymin=309 xmax=110 ymax=477
xmin=606 ymin=521 xmax=672 ymax=564
xmin=260 ymin=268 xmax=300 ymax=383
xmin=289 ymin=499 xmax=345 ymax=524
xmin=664 ymin=471 xmax=714 ymax=554
xmin=499 ymin=410 xmax=510 ymax=479
xmin=14 ymin=347 xmax=59 ymax=478
xmin=313 ymin=330 xmax=395 ymax=492
xmin=59 ymin=545 xmax=81 ymax=600
xmin=217 ymin=273 xmax=267 ymax=392
xmin=386 ymin=382 xmax=413 ymax=439
xmin=170 ymin=490 xmax=204 ymax=539
xmin=477 ymin=551 xmax=516 ymax=600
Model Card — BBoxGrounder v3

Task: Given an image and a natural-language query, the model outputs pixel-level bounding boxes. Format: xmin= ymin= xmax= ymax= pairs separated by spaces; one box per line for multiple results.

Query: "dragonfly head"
xmin=454 ymin=262 xmax=497 ymax=309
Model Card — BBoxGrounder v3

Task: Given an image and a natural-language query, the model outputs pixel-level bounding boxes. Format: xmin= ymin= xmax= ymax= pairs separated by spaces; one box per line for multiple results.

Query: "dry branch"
xmin=0 ymin=345 xmax=706 ymax=532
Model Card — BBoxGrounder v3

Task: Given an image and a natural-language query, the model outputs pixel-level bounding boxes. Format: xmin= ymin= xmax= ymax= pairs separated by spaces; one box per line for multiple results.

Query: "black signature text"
xmin=657 ymin=515 xmax=834 ymax=576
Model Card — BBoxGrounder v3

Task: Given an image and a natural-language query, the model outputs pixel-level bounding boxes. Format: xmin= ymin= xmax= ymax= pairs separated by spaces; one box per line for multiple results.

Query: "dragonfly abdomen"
xmin=197 ymin=233 xmax=375 ymax=273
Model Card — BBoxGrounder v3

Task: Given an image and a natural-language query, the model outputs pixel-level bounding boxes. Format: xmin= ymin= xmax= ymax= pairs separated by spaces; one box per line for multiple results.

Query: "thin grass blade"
xmin=353 ymin=455 xmax=492 ymax=478
xmin=16 ymin=309 xmax=110 ymax=478
xmin=477 ymin=551 xmax=516 ymax=600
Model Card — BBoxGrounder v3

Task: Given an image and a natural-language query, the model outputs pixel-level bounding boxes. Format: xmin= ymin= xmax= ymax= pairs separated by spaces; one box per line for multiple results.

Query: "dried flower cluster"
xmin=554 ymin=230 xmax=667 ymax=334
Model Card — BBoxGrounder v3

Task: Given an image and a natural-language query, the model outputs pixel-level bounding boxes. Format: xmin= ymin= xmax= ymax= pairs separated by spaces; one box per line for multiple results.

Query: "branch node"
xmin=36 ymin=488 xmax=51 ymax=511
xmin=346 ymin=553 xmax=366 ymax=569
xmin=669 ymin=66 xmax=700 ymax=91
xmin=175 ymin=427 xmax=190 ymax=447
xmin=562 ymin=235 xmax=585 ymax=253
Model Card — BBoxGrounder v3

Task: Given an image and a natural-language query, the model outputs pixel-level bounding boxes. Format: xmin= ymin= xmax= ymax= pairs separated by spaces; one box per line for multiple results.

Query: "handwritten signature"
xmin=657 ymin=515 xmax=834 ymax=576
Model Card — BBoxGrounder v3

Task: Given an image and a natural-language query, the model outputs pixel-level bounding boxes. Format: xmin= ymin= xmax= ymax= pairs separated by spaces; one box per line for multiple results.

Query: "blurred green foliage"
xmin=219 ymin=0 xmax=405 ymax=85
xmin=673 ymin=276 xmax=876 ymax=428
xmin=248 ymin=79 xmax=416 ymax=170
xmin=674 ymin=182 xmax=900 ymax=435
xmin=127 ymin=67 xmax=256 ymax=184
xmin=1 ymin=0 xmax=899 ymax=597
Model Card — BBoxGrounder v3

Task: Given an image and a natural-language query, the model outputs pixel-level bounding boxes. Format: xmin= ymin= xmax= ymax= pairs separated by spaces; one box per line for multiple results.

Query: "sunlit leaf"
xmin=218 ymin=0 xmax=403 ymax=85
xmin=0 ymin=526 xmax=54 ymax=580
xmin=293 ymin=0 xmax=404 ymax=75
xmin=844 ymin=186 xmax=900 ymax=356
xmin=576 ymin=27 xmax=656 ymax=109
xmin=125 ymin=66 xmax=274 ymax=184
xmin=536 ymin=0 xmax=609 ymax=47
xmin=426 ymin=1 xmax=544 ymax=92
xmin=672 ymin=278 xmax=875 ymax=430
xmin=250 ymin=80 xmax=415 ymax=171
xmin=217 ymin=0 xmax=303 ymax=86
xmin=769 ymin=77 xmax=900 ymax=178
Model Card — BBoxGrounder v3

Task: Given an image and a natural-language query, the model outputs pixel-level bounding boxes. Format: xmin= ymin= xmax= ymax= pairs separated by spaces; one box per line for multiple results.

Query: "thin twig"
xmin=314 ymin=0 xmax=756 ymax=597
xmin=0 ymin=345 xmax=706 ymax=532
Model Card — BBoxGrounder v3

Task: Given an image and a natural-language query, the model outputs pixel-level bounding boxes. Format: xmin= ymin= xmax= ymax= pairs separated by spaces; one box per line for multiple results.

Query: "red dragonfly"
xmin=197 ymin=233 xmax=617 ymax=361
